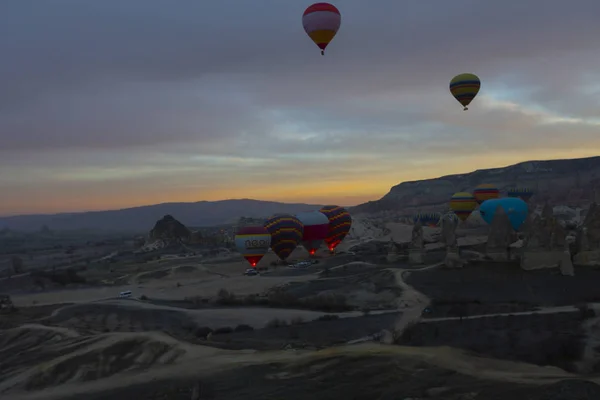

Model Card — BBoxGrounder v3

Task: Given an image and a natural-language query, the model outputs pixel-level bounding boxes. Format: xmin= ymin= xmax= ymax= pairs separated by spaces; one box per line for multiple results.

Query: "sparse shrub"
xmin=290 ymin=316 xmax=305 ymax=325
xmin=266 ymin=318 xmax=288 ymax=328
xmin=216 ymin=288 xmax=237 ymax=305
xmin=316 ymin=314 xmax=339 ymax=322
xmin=234 ymin=324 xmax=254 ymax=332
xmin=176 ymin=282 xmax=181 ymax=287
xmin=140 ymin=295 xmax=148 ymax=301
xmin=243 ymin=294 xmax=259 ymax=305
xmin=267 ymin=289 xmax=300 ymax=307
xmin=11 ymin=256 xmax=24 ymax=274
xmin=195 ymin=326 xmax=213 ymax=338
xmin=181 ymin=321 xmax=195 ymax=331
xmin=576 ymin=303 xmax=596 ymax=320
xmin=362 ymin=308 xmax=371 ymax=316
xmin=304 ymin=293 xmax=351 ymax=312
xmin=214 ymin=326 xmax=233 ymax=334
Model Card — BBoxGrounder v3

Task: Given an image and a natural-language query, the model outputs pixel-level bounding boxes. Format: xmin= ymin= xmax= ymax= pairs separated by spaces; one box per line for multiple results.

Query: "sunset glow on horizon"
xmin=2 ymin=1 xmax=600 ymax=216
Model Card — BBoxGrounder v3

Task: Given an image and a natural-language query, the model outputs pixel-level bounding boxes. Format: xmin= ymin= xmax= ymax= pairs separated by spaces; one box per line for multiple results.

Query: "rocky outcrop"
xmin=408 ymin=222 xmax=424 ymax=264
xmin=520 ymin=204 xmax=569 ymax=271
xmin=440 ymin=213 xmax=464 ymax=268
xmin=347 ymin=217 xmax=388 ymax=241
xmin=149 ymin=215 xmax=191 ymax=242
xmin=573 ymin=202 xmax=600 ymax=266
xmin=351 ymin=156 xmax=600 ymax=215
xmin=485 ymin=205 xmax=513 ymax=261
xmin=348 ymin=240 xmax=389 ymax=255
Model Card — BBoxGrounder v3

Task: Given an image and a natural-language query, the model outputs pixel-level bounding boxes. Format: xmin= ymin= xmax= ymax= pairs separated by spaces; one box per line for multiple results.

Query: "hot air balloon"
xmin=449 ymin=73 xmax=481 ymax=111
xmin=295 ymin=210 xmax=330 ymax=255
xmin=508 ymin=187 xmax=534 ymax=202
xmin=319 ymin=205 xmax=352 ymax=252
xmin=302 ymin=3 xmax=341 ymax=55
xmin=449 ymin=192 xmax=477 ymax=221
xmin=479 ymin=197 xmax=528 ymax=231
xmin=413 ymin=212 xmax=441 ymax=227
xmin=473 ymin=184 xmax=500 ymax=205
xmin=264 ymin=214 xmax=304 ymax=261
xmin=234 ymin=226 xmax=271 ymax=268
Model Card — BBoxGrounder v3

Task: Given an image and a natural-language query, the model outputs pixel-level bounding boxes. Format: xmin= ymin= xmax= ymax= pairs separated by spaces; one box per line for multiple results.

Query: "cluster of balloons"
xmin=234 ymin=205 xmax=352 ymax=269
xmin=302 ymin=3 xmax=481 ymax=111
xmin=414 ymin=184 xmax=534 ymax=231
xmin=447 ymin=184 xmax=534 ymax=230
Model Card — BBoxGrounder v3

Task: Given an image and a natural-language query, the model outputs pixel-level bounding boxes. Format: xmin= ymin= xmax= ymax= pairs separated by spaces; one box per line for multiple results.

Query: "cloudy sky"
xmin=2 ymin=0 xmax=600 ymax=216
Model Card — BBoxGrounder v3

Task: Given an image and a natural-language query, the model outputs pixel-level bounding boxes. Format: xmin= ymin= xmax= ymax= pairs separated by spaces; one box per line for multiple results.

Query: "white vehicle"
xmin=119 ymin=290 xmax=132 ymax=298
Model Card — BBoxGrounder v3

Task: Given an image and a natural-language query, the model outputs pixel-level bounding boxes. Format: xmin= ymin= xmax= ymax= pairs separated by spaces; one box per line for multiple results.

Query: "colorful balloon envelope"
xmin=302 ymin=2 xmax=341 ymax=55
xmin=507 ymin=187 xmax=534 ymax=202
xmin=473 ymin=183 xmax=500 ymax=205
xmin=413 ymin=212 xmax=441 ymax=227
xmin=234 ymin=226 xmax=271 ymax=268
xmin=295 ymin=210 xmax=329 ymax=255
xmin=264 ymin=214 xmax=304 ymax=261
xmin=318 ymin=205 xmax=352 ymax=252
xmin=479 ymin=197 xmax=528 ymax=231
xmin=449 ymin=192 xmax=477 ymax=221
xmin=449 ymin=73 xmax=481 ymax=111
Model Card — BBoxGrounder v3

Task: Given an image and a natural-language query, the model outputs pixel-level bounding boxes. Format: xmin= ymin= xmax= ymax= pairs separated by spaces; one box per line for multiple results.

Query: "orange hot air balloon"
xmin=302 ymin=3 xmax=341 ymax=55
xmin=473 ymin=184 xmax=500 ymax=205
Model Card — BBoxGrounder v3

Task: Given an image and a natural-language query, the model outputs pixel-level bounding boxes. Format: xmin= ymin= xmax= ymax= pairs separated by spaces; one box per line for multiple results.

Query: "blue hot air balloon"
xmin=479 ymin=197 xmax=528 ymax=231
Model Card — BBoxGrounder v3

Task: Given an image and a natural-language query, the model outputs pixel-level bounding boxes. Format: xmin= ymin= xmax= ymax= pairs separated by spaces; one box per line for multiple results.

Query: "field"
xmin=3 ymin=228 xmax=600 ymax=399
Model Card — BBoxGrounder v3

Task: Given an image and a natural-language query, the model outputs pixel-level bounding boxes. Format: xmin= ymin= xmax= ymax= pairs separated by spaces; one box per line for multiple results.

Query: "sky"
xmin=2 ymin=0 xmax=600 ymax=216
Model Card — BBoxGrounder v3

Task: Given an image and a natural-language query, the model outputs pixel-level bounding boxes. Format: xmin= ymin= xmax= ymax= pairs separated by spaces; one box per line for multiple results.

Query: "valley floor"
xmin=3 ymin=247 xmax=600 ymax=399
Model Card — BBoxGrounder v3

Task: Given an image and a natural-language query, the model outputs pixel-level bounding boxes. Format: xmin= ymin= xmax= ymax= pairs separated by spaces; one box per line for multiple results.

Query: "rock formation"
xmin=485 ymin=205 xmax=513 ymax=261
xmin=440 ymin=214 xmax=458 ymax=248
xmin=520 ymin=203 xmax=568 ymax=270
xmin=351 ymin=156 xmax=600 ymax=215
xmin=408 ymin=222 xmax=424 ymax=264
xmin=573 ymin=202 xmax=600 ymax=266
xmin=149 ymin=215 xmax=191 ymax=242
xmin=440 ymin=213 xmax=464 ymax=268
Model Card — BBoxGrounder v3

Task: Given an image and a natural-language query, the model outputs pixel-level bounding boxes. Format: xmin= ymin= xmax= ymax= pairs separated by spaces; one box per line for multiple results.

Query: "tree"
xmin=11 ymin=256 xmax=24 ymax=274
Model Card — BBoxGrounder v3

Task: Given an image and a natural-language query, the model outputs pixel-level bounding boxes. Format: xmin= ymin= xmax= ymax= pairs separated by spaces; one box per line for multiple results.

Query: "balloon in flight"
xmin=264 ymin=214 xmax=304 ymax=261
xmin=234 ymin=226 xmax=271 ymax=268
xmin=449 ymin=73 xmax=481 ymax=111
xmin=473 ymin=183 xmax=500 ymax=205
xmin=449 ymin=192 xmax=477 ymax=221
xmin=319 ymin=205 xmax=352 ymax=252
xmin=479 ymin=197 xmax=528 ymax=231
xmin=295 ymin=210 xmax=330 ymax=255
xmin=507 ymin=187 xmax=534 ymax=202
xmin=302 ymin=2 xmax=341 ymax=55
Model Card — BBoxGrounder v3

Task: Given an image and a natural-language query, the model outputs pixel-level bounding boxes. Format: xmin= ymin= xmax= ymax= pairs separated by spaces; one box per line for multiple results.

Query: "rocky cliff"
xmin=149 ymin=215 xmax=191 ymax=241
xmin=352 ymin=156 xmax=600 ymax=215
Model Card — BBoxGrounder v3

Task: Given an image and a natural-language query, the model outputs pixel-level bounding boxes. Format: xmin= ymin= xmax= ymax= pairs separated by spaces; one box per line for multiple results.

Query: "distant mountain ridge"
xmin=351 ymin=156 xmax=600 ymax=215
xmin=0 ymin=199 xmax=323 ymax=232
